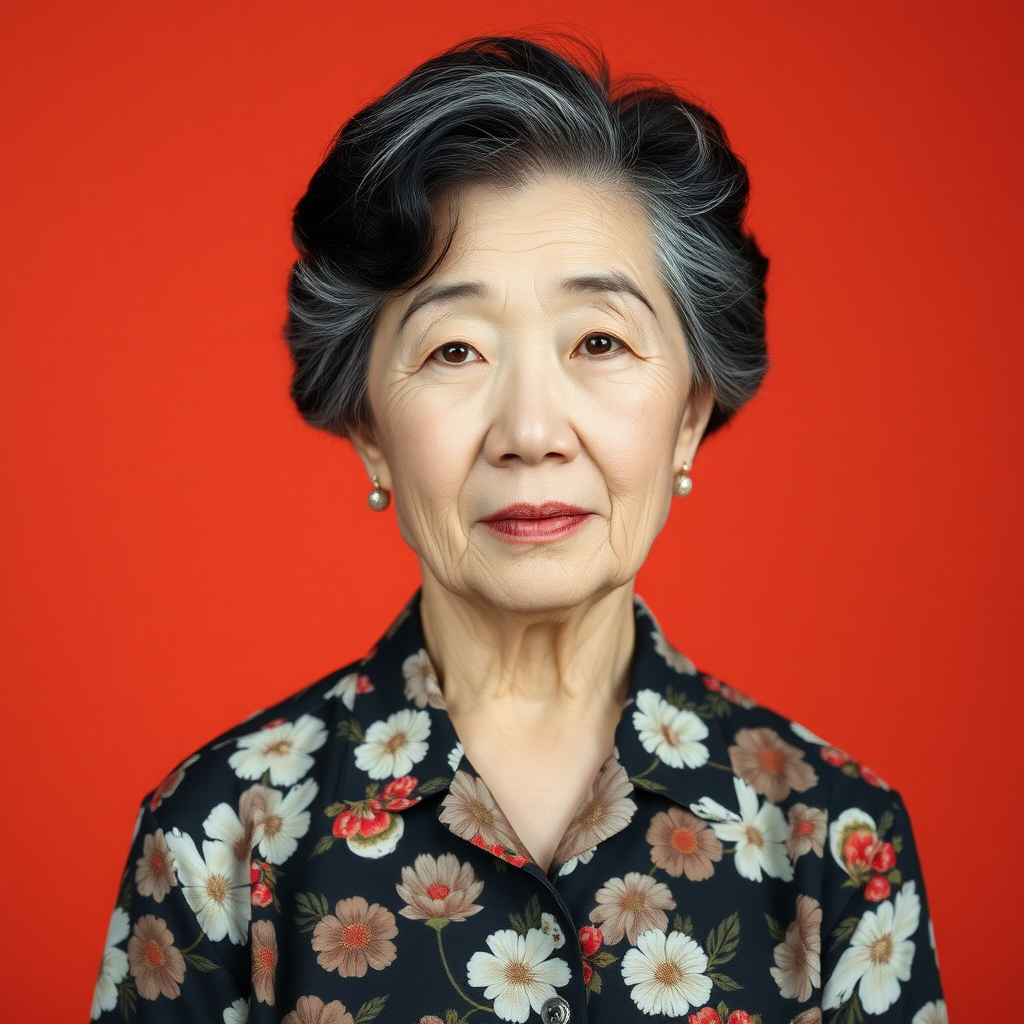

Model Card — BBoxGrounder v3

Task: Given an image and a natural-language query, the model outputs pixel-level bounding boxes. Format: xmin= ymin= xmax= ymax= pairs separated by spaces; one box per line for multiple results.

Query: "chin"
xmin=465 ymin=563 xmax=632 ymax=617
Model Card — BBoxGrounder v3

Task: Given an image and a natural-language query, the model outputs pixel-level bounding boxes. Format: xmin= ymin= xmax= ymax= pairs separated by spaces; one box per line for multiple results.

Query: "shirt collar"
xmin=333 ymin=591 xmax=739 ymax=821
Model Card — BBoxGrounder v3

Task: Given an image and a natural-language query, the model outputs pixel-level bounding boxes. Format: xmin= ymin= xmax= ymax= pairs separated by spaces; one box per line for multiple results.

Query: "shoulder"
xmin=140 ymin=658 xmax=365 ymax=834
xmin=701 ymin=670 xmax=896 ymax=809
xmin=695 ymin=668 xmax=919 ymax=910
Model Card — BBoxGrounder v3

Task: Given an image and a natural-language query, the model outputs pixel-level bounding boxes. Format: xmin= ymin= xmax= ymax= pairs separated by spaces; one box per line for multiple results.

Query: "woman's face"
xmin=355 ymin=172 xmax=712 ymax=614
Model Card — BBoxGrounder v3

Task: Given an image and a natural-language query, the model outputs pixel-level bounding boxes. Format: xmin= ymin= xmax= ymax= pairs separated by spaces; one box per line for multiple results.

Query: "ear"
xmin=348 ymin=419 xmax=394 ymax=492
xmin=673 ymin=387 xmax=715 ymax=472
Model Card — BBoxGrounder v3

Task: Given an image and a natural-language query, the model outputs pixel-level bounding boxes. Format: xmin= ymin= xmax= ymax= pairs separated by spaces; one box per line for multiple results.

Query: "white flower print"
xmin=447 ymin=741 xmax=464 ymax=773
xmin=621 ymin=928 xmax=713 ymax=1015
xmin=555 ymin=846 xmax=595 ymax=878
xmin=346 ymin=813 xmax=405 ymax=859
xmin=829 ymin=807 xmax=878 ymax=877
xmin=790 ymin=721 xmax=830 ymax=746
xmin=709 ymin=777 xmax=793 ymax=882
xmin=203 ymin=787 xmax=269 ymax=864
xmin=823 ymin=881 xmax=920 ymax=1014
xmin=324 ymin=672 xmax=357 ymax=708
xmin=324 ymin=672 xmax=372 ymax=711
xmin=688 ymin=795 xmax=741 ymax=824
xmin=164 ymin=830 xmax=251 ymax=944
xmin=91 ymin=907 xmax=129 ymax=1019
xmin=228 ymin=715 xmax=327 ymax=787
xmin=540 ymin=912 xmax=565 ymax=949
xmin=256 ymin=778 xmax=319 ymax=864
xmin=205 ymin=779 xmax=320 ymax=866
xmin=466 ymin=928 xmax=571 ymax=1023
xmin=912 ymin=1000 xmax=948 ymax=1024
xmin=632 ymin=689 xmax=709 ymax=769
xmin=223 ymin=998 xmax=249 ymax=1024
xmin=402 ymin=648 xmax=445 ymax=709
xmin=651 ymin=629 xmax=696 ymax=674
xmin=354 ymin=707 xmax=431 ymax=780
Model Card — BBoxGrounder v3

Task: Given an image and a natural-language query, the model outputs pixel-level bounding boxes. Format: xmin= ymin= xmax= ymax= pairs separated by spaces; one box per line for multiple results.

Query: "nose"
xmin=482 ymin=359 xmax=580 ymax=467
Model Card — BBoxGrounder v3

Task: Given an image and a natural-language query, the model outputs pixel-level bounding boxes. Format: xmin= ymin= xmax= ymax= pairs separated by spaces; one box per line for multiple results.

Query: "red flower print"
xmin=871 ymin=841 xmax=896 ymax=873
xmin=380 ymin=776 xmax=419 ymax=810
xmin=688 ymin=1010 xmax=721 ymax=1024
xmin=262 ymin=718 xmax=287 ymax=730
xmin=356 ymin=674 xmax=373 ymax=694
xmin=820 ymin=746 xmax=849 ymax=768
xmin=687 ymin=1010 xmax=752 ymax=1024
xmin=857 ymin=762 xmax=887 ymax=788
xmin=843 ymin=828 xmax=877 ymax=870
xmin=579 ymin=926 xmax=603 ymax=956
xmin=479 ymin=841 xmax=527 ymax=867
xmin=147 ymin=756 xmax=198 ymax=811
xmin=250 ymin=859 xmax=276 ymax=905
xmin=702 ymin=674 xmax=756 ymax=707
xmin=720 ymin=683 xmax=756 ymax=708
xmin=332 ymin=808 xmax=391 ymax=839
xmin=864 ymin=874 xmax=891 ymax=902
xmin=382 ymin=776 xmax=417 ymax=800
xmin=332 ymin=812 xmax=360 ymax=839
xmin=579 ymin=924 xmax=617 ymax=995
xmin=251 ymin=882 xmax=273 ymax=907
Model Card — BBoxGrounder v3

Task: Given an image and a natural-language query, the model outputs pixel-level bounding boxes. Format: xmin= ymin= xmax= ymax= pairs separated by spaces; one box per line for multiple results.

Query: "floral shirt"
xmin=93 ymin=594 xmax=945 ymax=1024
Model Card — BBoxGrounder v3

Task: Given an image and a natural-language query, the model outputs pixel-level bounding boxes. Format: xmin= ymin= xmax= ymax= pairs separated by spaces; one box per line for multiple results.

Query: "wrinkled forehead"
xmin=432 ymin=171 xmax=656 ymax=268
xmin=383 ymin=172 xmax=669 ymax=329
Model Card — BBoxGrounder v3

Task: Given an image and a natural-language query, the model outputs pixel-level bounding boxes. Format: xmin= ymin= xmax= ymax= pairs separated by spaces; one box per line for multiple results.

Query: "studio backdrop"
xmin=1 ymin=1 xmax=1022 ymax=1020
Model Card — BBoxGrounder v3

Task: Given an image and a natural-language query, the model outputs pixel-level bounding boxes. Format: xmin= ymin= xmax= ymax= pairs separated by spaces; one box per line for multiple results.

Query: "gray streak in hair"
xmin=286 ymin=35 xmax=768 ymax=438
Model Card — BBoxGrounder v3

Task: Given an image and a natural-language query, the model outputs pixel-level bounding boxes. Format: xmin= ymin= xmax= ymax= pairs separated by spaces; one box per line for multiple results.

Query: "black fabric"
xmin=92 ymin=593 xmax=944 ymax=1023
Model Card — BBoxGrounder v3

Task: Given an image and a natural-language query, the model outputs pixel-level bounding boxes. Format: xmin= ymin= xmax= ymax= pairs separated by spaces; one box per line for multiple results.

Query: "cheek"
xmin=379 ymin=395 xmax=478 ymax=547
xmin=585 ymin=378 xmax=684 ymax=490
xmin=583 ymin=380 xmax=682 ymax=555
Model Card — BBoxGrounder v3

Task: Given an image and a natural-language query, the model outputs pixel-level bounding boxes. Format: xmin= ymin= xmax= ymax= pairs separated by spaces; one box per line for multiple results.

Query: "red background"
xmin=1 ymin=2 xmax=1021 ymax=1019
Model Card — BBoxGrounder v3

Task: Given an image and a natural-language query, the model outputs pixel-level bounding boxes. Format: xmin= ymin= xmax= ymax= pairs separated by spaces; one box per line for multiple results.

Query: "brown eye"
xmin=430 ymin=342 xmax=481 ymax=364
xmin=577 ymin=333 xmax=624 ymax=356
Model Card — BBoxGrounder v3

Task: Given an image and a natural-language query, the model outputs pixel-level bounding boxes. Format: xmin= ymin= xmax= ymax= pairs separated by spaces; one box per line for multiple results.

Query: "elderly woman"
xmin=92 ymin=35 xmax=944 ymax=1024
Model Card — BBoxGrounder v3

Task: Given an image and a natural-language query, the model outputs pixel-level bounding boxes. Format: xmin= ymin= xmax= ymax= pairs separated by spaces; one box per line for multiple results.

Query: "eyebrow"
xmin=397 ymin=271 xmax=657 ymax=331
xmin=398 ymin=281 xmax=485 ymax=331
xmin=562 ymin=272 xmax=657 ymax=318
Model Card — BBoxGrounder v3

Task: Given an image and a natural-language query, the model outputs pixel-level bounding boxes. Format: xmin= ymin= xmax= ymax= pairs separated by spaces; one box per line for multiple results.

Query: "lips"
xmin=480 ymin=502 xmax=591 ymax=543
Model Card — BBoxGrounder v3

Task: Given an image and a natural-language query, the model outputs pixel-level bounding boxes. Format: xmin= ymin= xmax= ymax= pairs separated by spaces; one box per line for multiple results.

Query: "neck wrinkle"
xmin=419 ymin=573 xmax=636 ymax=716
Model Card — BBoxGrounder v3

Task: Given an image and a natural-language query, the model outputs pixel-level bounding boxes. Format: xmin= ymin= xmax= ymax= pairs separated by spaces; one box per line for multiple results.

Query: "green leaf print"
xmin=353 ymin=995 xmax=389 ymax=1024
xmin=706 ymin=911 xmax=740 ymax=968
xmin=294 ymin=891 xmax=330 ymax=932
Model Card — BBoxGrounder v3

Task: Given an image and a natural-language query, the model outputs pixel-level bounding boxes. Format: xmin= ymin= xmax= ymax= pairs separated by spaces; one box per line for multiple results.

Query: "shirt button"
xmin=539 ymin=996 xmax=571 ymax=1024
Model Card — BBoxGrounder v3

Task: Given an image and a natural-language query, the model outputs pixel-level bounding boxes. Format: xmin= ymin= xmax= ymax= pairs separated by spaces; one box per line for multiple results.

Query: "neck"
xmin=418 ymin=571 xmax=636 ymax=717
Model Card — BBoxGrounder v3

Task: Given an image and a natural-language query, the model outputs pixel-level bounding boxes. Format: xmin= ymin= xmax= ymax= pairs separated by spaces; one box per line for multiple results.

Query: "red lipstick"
xmin=480 ymin=502 xmax=592 ymax=543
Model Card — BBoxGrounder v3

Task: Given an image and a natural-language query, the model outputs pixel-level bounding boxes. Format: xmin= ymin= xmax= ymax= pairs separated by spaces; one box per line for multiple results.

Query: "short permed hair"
xmin=286 ymin=35 xmax=768 ymax=437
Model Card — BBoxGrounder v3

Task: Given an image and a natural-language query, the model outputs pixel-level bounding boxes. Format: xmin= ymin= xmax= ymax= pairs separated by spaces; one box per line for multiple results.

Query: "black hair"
xmin=286 ymin=34 xmax=768 ymax=437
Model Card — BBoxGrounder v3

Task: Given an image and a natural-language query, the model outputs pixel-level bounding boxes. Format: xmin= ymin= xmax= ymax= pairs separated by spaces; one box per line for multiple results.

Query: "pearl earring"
xmin=367 ymin=475 xmax=390 ymax=511
xmin=673 ymin=463 xmax=693 ymax=497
